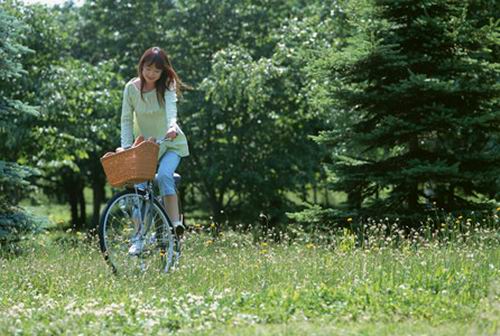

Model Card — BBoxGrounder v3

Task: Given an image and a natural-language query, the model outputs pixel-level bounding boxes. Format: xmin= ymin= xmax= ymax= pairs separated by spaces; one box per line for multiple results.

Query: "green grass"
xmin=0 ymin=224 xmax=499 ymax=335
xmin=19 ymin=186 xmax=102 ymax=230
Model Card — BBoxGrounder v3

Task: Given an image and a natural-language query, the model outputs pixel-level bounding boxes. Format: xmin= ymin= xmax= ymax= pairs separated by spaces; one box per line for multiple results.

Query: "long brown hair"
xmin=137 ymin=46 xmax=190 ymax=105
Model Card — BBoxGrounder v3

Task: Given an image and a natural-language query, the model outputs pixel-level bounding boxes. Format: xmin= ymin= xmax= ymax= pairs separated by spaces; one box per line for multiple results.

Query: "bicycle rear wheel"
xmin=99 ymin=190 xmax=177 ymax=274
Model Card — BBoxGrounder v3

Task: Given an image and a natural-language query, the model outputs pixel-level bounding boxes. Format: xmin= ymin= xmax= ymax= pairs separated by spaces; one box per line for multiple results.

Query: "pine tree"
xmin=0 ymin=7 xmax=41 ymax=244
xmin=322 ymin=0 xmax=499 ymax=225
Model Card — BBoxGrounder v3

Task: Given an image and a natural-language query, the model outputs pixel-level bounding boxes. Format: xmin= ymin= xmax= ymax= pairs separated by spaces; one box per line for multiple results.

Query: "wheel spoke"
xmin=99 ymin=191 xmax=176 ymax=274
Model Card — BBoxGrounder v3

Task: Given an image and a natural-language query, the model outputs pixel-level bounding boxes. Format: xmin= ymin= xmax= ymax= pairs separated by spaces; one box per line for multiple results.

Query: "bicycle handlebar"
xmin=156 ymin=137 xmax=173 ymax=145
xmin=122 ymin=137 xmax=172 ymax=150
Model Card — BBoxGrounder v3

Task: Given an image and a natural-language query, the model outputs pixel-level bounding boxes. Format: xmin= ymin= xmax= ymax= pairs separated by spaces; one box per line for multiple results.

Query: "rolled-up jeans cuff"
xmin=157 ymin=151 xmax=181 ymax=196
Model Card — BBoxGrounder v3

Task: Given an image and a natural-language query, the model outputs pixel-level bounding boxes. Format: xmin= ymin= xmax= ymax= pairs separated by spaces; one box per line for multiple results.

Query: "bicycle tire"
xmin=98 ymin=189 xmax=178 ymax=274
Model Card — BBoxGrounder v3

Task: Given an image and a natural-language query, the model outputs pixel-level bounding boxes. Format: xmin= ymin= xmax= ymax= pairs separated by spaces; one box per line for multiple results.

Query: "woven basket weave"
xmin=100 ymin=141 xmax=159 ymax=187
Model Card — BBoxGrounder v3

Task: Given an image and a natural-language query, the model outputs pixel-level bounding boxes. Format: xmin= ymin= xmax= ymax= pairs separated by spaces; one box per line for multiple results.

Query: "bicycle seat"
xmin=148 ymin=173 xmax=181 ymax=187
xmin=173 ymin=173 xmax=181 ymax=186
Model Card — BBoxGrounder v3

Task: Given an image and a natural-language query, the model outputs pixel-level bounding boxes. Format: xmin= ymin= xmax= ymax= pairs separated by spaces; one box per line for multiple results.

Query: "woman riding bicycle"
xmin=120 ymin=46 xmax=190 ymax=255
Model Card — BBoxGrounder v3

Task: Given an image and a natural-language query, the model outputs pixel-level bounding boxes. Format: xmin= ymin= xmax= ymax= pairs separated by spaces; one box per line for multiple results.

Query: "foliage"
xmin=0 ymin=3 xmax=38 ymax=157
xmin=6 ymin=2 xmax=77 ymax=80
xmin=76 ymin=0 xmax=175 ymax=75
xmin=166 ymin=1 xmax=332 ymax=225
xmin=3 ymin=1 xmax=80 ymax=164
xmin=2 ymin=0 xmax=499 ymax=233
xmin=192 ymin=45 xmax=323 ymax=227
xmin=0 ymin=4 xmax=41 ymax=243
xmin=34 ymin=59 xmax=121 ymax=178
xmin=0 ymin=162 xmax=43 ymax=244
xmin=312 ymin=0 xmax=500 ymax=226
xmin=166 ymin=0 xmax=308 ymax=83
xmin=0 ymin=162 xmax=37 ymax=212
xmin=33 ymin=59 xmax=122 ymax=228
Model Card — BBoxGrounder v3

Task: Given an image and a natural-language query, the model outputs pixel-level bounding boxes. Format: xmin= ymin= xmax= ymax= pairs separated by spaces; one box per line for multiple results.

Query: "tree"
xmin=75 ymin=0 xmax=175 ymax=76
xmin=316 ymin=0 xmax=499 ymax=226
xmin=0 ymin=6 xmax=41 ymax=244
xmin=4 ymin=2 xmax=78 ymax=162
xmin=5 ymin=1 xmax=123 ymax=230
xmin=166 ymin=0 xmax=308 ymax=84
xmin=163 ymin=0 xmax=325 ymax=226
xmin=33 ymin=59 xmax=122 ymax=230
xmin=197 ymin=45 xmax=323 ymax=228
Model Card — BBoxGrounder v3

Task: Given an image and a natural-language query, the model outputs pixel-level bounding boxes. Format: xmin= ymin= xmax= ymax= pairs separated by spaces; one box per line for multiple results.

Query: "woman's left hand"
xmin=166 ymin=127 xmax=177 ymax=140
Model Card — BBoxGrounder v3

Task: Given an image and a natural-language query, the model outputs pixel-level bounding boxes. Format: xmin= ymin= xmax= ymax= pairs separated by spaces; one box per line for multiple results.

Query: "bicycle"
xmin=98 ymin=138 xmax=184 ymax=274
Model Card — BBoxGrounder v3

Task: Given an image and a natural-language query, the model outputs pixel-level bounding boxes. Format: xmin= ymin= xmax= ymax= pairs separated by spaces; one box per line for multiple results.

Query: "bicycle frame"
xmin=128 ymin=136 xmax=174 ymax=229
xmin=130 ymin=174 xmax=181 ymax=237
xmin=131 ymin=182 xmax=156 ymax=240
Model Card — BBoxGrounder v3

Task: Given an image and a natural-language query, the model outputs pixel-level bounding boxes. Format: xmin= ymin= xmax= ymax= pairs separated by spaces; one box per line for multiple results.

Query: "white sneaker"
xmin=128 ymin=238 xmax=144 ymax=255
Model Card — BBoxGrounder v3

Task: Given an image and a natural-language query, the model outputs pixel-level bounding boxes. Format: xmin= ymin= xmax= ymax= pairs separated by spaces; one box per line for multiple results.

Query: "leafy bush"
xmin=0 ymin=161 xmax=44 ymax=245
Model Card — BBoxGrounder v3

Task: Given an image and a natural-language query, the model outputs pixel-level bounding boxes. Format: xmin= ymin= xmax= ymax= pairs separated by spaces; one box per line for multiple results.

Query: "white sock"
xmin=172 ymin=220 xmax=183 ymax=227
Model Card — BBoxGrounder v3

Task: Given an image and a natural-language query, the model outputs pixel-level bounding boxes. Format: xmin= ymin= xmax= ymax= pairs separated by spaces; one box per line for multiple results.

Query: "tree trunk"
xmin=347 ymin=187 xmax=361 ymax=209
xmin=66 ymin=177 xmax=86 ymax=232
xmin=302 ymin=184 xmax=307 ymax=203
xmin=408 ymin=137 xmax=419 ymax=212
xmin=208 ymin=189 xmax=223 ymax=223
xmin=68 ymin=187 xmax=79 ymax=230
xmin=178 ymin=184 xmax=186 ymax=214
xmin=92 ymin=181 xmax=105 ymax=231
xmin=78 ymin=184 xmax=86 ymax=230
xmin=447 ymin=184 xmax=455 ymax=210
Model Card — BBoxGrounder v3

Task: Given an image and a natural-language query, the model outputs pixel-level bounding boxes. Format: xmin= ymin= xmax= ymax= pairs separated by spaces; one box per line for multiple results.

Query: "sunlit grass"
xmin=0 ymin=220 xmax=499 ymax=335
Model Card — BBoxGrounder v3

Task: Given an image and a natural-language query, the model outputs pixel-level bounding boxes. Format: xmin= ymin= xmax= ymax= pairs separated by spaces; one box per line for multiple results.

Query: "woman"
xmin=121 ymin=46 xmax=190 ymax=255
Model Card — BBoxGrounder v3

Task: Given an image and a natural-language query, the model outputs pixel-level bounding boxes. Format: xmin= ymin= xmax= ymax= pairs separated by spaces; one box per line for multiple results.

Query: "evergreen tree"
xmin=319 ymin=0 xmax=499 ymax=225
xmin=0 ymin=7 xmax=41 ymax=244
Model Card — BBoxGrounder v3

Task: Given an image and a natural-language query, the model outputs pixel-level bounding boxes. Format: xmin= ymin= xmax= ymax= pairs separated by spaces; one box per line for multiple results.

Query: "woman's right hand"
xmin=165 ymin=127 xmax=177 ymax=140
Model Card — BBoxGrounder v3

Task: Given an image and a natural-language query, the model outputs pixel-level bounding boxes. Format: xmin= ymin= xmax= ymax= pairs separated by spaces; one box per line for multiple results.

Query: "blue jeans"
xmin=136 ymin=151 xmax=181 ymax=196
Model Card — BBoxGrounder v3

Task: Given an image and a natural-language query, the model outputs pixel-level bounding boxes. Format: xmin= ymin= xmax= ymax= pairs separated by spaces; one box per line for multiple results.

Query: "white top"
xmin=120 ymin=79 xmax=189 ymax=158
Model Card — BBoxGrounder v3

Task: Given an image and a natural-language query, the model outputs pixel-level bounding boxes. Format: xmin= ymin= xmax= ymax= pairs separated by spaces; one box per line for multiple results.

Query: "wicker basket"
xmin=100 ymin=141 xmax=159 ymax=187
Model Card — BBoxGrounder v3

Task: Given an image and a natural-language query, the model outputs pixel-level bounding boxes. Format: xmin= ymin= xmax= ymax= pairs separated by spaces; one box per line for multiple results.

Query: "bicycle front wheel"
xmin=99 ymin=190 xmax=176 ymax=274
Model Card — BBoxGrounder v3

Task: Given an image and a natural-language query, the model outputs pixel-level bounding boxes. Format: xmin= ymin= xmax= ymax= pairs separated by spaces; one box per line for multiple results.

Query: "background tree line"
xmin=0 ymin=0 xmax=498 ymax=244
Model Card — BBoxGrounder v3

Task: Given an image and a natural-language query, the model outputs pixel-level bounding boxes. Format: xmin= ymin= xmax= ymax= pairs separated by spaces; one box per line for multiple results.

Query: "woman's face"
xmin=142 ymin=63 xmax=162 ymax=85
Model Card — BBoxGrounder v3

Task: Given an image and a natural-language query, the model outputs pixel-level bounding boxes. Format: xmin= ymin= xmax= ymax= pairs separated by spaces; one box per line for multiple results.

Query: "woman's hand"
xmin=165 ymin=127 xmax=177 ymax=140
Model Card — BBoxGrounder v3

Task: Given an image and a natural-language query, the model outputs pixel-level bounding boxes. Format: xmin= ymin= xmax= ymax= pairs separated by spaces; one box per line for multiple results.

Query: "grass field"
xmin=1 ymin=219 xmax=499 ymax=335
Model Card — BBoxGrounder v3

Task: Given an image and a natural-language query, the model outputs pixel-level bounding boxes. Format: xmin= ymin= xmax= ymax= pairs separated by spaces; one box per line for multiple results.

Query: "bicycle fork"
xmin=131 ymin=189 xmax=153 ymax=240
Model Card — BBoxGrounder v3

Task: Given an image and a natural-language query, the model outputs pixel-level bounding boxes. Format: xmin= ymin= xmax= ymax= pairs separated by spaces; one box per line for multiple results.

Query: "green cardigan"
xmin=120 ymin=79 xmax=189 ymax=158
